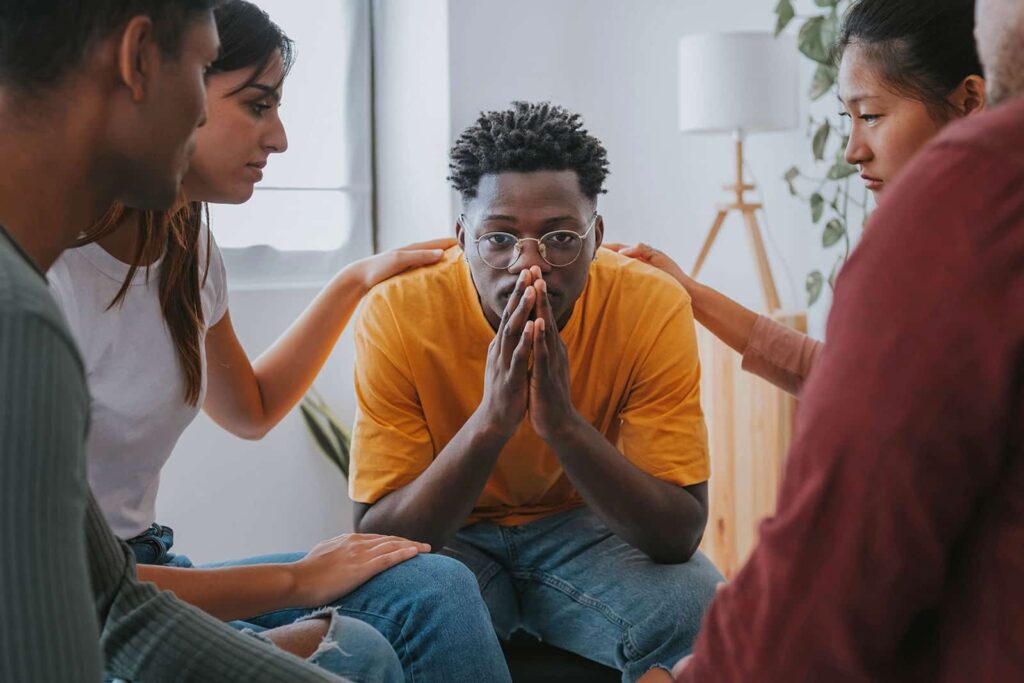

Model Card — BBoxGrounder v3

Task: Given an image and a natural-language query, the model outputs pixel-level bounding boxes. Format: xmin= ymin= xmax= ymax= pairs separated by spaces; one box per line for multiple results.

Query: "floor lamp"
xmin=678 ymin=32 xmax=798 ymax=313
xmin=679 ymin=32 xmax=801 ymax=579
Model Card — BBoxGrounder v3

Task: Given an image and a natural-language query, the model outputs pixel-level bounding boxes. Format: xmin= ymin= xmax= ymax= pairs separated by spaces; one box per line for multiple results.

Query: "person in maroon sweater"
xmin=664 ymin=0 xmax=1024 ymax=681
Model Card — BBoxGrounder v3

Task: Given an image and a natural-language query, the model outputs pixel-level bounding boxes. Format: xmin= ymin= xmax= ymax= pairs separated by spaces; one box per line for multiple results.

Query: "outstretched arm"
xmin=204 ymin=240 xmax=453 ymax=440
xmin=136 ymin=532 xmax=429 ymax=621
xmin=608 ymin=243 xmax=822 ymax=394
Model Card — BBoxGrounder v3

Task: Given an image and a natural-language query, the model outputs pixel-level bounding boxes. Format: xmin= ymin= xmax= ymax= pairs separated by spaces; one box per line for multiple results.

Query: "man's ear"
xmin=455 ymin=215 xmax=467 ymax=252
xmin=594 ymin=214 xmax=605 ymax=253
xmin=116 ymin=15 xmax=158 ymax=103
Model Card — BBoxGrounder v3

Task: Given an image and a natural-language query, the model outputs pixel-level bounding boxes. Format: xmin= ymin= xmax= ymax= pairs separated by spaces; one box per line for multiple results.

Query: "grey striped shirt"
xmin=0 ymin=227 xmax=345 ymax=682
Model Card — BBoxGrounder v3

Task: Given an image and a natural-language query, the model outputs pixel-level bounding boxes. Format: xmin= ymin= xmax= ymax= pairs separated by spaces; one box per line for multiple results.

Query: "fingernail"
xmin=431 ymin=250 xmax=443 ymax=257
xmin=525 ymin=320 xmax=534 ymax=333
xmin=537 ymin=279 xmax=547 ymax=293
xmin=537 ymin=318 xmax=546 ymax=332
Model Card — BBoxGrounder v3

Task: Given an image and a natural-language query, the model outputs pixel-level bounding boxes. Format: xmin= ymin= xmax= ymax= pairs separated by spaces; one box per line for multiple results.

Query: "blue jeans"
xmin=128 ymin=525 xmax=511 ymax=683
xmin=441 ymin=506 xmax=724 ymax=683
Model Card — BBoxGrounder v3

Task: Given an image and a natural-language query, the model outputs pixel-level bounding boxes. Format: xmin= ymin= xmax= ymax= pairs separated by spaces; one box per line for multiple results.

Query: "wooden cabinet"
xmin=697 ymin=312 xmax=806 ymax=579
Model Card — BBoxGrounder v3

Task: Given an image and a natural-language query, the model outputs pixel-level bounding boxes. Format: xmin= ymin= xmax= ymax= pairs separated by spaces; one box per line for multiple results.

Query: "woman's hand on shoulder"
xmin=605 ymin=242 xmax=698 ymax=293
xmin=348 ymin=237 xmax=456 ymax=293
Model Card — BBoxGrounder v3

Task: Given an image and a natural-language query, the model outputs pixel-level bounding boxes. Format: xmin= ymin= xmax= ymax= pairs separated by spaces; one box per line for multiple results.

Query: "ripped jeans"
xmin=241 ymin=608 xmax=402 ymax=683
xmin=121 ymin=524 xmax=402 ymax=683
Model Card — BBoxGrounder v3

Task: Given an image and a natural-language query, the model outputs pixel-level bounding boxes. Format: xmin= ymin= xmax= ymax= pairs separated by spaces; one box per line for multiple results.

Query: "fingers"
xmin=605 ymin=242 xmax=655 ymax=261
xmin=395 ymin=237 xmax=457 ymax=251
xmin=495 ymin=271 xmax=530 ymax=349
xmin=392 ymin=249 xmax=446 ymax=270
xmin=580 ymin=241 xmax=661 ymax=260
xmin=498 ymin=269 xmax=535 ymax=360
xmin=368 ymin=546 xmax=424 ymax=574
xmin=501 ymin=285 xmax=535 ymax=364
xmin=508 ymin=319 xmax=534 ymax=379
xmin=363 ymin=535 xmax=431 ymax=553
xmin=533 ymin=276 xmax=557 ymax=335
xmin=324 ymin=534 xmax=430 ymax=556
xmin=533 ymin=316 xmax=549 ymax=376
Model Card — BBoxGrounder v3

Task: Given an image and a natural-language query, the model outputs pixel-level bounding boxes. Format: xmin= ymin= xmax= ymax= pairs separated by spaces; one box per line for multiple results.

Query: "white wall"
xmin=157 ymin=288 xmax=358 ymax=563
xmin=373 ymin=0 xmax=454 ymax=250
xmin=159 ymin=0 xmax=848 ymax=561
xmin=447 ymin=0 xmax=831 ymax=334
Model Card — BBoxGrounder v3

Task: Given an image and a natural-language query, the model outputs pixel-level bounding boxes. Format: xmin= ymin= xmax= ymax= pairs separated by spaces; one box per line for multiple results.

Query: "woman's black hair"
xmin=208 ymin=0 xmax=295 ymax=93
xmin=836 ymin=0 xmax=983 ymax=119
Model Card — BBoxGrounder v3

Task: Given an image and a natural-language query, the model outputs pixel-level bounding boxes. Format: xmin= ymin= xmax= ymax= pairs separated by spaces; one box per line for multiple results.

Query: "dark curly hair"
xmin=448 ymin=101 xmax=610 ymax=203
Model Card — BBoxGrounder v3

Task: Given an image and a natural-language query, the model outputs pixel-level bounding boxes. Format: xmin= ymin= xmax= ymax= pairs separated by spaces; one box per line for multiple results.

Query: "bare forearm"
xmin=550 ymin=417 xmax=707 ymax=563
xmin=248 ymin=268 xmax=367 ymax=431
xmin=136 ymin=563 xmax=299 ymax=622
xmin=205 ymin=268 xmax=368 ymax=439
xmin=357 ymin=411 xmax=507 ymax=548
xmin=688 ymin=281 xmax=759 ymax=356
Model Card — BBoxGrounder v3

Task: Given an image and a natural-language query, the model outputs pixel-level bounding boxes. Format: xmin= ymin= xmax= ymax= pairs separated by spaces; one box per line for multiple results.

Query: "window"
xmin=211 ymin=0 xmax=373 ymax=288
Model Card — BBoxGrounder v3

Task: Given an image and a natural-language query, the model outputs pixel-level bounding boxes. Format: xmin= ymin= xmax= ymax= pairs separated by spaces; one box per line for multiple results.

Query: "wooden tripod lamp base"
xmin=691 ymin=133 xmax=781 ymax=314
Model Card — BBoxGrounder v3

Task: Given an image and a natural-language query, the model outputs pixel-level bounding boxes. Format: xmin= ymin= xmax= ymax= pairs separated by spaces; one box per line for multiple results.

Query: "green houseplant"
xmin=299 ymin=386 xmax=351 ymax=479
xmin=775 ymin=0 xmax=871 ymax=305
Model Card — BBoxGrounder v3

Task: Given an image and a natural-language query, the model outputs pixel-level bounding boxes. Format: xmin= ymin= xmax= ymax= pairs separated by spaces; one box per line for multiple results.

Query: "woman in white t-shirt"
xmin=47 ymin=2 xmax=511 ymax=682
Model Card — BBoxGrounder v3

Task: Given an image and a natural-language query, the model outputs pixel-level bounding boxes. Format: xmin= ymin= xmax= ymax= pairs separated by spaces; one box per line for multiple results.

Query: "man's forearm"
xmin=357 ymin=411 xmax=508 ymax=549
xmin=549 ymin=416 xmax=707 ymax=563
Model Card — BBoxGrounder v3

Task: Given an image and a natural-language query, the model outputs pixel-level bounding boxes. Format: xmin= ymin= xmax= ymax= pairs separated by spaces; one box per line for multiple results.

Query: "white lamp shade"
xmin=678 ymin=32 xmax=799 ymax=135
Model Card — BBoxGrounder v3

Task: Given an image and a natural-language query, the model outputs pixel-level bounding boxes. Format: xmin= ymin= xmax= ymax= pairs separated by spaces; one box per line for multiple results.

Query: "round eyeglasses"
xmin=460 ymin=212 xmax=599 ymax=270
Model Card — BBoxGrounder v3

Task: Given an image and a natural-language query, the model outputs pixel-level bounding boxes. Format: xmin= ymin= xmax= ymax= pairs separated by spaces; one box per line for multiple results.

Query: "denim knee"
xmin=414 ymin=554 xmax=481 ymax=601
xmin=305 ymin=610 xmax=403 ymax=683
xmin=620 ymin=551 xmax=724 ymax=674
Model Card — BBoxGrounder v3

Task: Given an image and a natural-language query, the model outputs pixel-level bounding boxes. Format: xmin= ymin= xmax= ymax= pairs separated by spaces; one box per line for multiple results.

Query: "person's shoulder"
xmin=931 ymin=96 xmax=1024 ymax=167
xmin=588 ymin=247 xmax=692 ymax=315
xmin=358 ymin=246 xmax=467 ymax=338
xmin=0 ymin=237 xmax=60 ymax=320
xmin=0 ymin=239 xmax=82 ymax=364
xmin=364 ymin=246 xmax=466 ymax=309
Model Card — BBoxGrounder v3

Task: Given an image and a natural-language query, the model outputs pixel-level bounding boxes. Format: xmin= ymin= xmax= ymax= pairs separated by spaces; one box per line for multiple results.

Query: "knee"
xmin=405 ymin=553 xmax=483 ymax=604
xmin=657 ymin=553 xmax=724 ymax=620
xmin=631 ymin=554 xmax=726 ymax=651
xmin=310 ymin=612 xmax=403 ymax=683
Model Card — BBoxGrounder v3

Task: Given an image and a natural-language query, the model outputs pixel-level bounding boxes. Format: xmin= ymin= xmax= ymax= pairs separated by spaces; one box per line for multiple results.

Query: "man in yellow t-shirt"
xmin=351 ymin=102 xmax=722 ymax=681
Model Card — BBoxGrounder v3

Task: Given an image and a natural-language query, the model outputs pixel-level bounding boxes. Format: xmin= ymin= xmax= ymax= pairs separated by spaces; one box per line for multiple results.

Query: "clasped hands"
xmin=480 ymin=266 xmax=582 ymax=443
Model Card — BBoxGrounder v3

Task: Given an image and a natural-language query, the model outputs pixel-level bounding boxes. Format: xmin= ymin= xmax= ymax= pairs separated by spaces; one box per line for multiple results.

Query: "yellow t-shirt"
xmin=350 ymin=246 xmax=709 ymax=526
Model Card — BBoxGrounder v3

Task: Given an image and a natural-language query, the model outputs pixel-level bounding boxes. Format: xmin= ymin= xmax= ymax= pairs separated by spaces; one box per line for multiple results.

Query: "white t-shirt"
xmin=48 ymin=225 xmax=229 ymax=539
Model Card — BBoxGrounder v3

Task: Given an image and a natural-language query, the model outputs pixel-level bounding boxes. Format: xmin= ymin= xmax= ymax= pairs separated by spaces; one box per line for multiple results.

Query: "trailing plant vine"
xmin=299 ymin=386 xmax=351 ymax=479
xmin=775 ymin=0 xmax=871 ymax=305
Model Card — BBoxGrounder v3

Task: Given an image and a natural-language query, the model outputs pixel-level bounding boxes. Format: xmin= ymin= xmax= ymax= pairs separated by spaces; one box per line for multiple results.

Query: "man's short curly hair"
xmin=448 ymin=101 xmax=610 ymax=203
